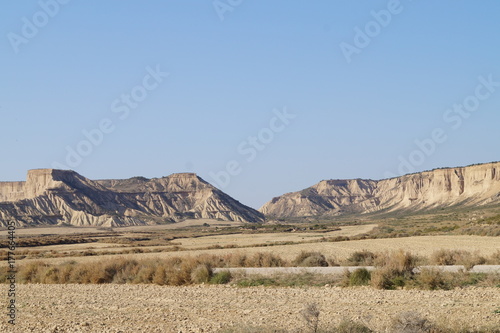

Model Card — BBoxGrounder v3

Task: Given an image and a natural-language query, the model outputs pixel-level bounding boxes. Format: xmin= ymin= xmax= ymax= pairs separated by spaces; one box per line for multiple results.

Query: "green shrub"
xmin=236 ymin=277 xmax=276 ymax=287
xmin=210 ymin=270 xmax=232 ymax=284
xmin=348 ymin=268 xmax=371 ymax=286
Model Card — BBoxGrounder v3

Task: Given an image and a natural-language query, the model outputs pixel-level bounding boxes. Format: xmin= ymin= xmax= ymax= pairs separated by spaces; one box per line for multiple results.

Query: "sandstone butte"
xmin=0 ymin=169 xmax=264 ymax=227
xmin=2 ymin=161 xmax=500 ymax=227
xmin=260 ymin=161 xmax=500 ymax=218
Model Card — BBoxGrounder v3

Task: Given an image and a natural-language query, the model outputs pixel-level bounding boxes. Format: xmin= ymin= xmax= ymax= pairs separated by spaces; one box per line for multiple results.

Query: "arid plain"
xmin=2 ymin=213 xmax=500 ymax=332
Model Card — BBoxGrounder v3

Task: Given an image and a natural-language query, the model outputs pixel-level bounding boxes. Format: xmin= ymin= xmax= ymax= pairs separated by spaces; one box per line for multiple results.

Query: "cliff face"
xmin=0 ymin=169 xmax=264 ymax=227
xmin=260 ymin=162 xmax=500 ymax=218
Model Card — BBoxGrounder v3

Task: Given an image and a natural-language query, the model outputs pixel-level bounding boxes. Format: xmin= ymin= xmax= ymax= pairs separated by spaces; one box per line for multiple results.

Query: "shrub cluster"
xmin=2 ymin=256 xmax=235 ymax=286
xmin=430 ymin=249 xmax=486 ymax=270
xmin=293 ymin=251 xmax=329 ymax=267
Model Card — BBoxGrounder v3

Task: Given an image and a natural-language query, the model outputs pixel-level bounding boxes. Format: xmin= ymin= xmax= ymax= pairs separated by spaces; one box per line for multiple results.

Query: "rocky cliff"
xmin=260 ymin=162 xmax=500 ymax=218
xmin=0 ymin=169 xmax=264 ymax=227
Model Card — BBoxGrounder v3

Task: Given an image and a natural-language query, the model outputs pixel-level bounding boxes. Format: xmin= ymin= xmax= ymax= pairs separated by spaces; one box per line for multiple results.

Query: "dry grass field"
xmin=10 ymin=233 xmax=499 ymax=267
xmin=174 ymin=224 xmax=378 ymax=249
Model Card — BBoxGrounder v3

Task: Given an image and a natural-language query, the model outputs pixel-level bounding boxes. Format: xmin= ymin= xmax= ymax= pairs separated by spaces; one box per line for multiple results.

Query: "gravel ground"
xmin=1 ymin=284 xmax=499 ymax=332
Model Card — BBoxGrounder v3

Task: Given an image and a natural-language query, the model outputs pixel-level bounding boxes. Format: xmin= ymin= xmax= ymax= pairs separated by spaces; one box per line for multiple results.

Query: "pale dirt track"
xmin=1 ymin=285 xmax=499 ymax=332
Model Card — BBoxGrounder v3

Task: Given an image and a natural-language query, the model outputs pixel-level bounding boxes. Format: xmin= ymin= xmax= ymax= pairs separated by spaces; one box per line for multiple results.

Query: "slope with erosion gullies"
xmin=260 ymin=161 xmax=500 ymax=218
xmin=0 ymin=170 xmax=263 ymax=227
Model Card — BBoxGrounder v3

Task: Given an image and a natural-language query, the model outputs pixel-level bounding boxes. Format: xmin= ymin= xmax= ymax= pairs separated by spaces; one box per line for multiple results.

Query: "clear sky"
xmin=1 ymin=1 xmax=500 ymax=209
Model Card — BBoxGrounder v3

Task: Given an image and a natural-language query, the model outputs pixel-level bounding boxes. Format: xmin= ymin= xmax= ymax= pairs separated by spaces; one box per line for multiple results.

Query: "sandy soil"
xmin=1 ymin=284 xmax=498 ymax=332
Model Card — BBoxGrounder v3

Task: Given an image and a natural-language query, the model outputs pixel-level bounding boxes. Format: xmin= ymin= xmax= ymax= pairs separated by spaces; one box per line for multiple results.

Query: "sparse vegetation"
xmin=389 ymin=311 xmax=434 ymax=333
xmin=343 ymin=250 xmax=377 ymax=266
xmin=3 ymin=249 xmax=500 ymax=290
xmin=343 ymin=268 xmax=372 ymax=287
xmin=210 ymin=270 xmax=232 ymax=284
xmin=301 ymin=303 xmax=320 ymax=333
xmin=431 ymin=249 xmax=486 ymax=270
xmin=293 ymin=251 xmax=328 ymax=267
xmin=371 ymin=250 xmax=419 ymax=290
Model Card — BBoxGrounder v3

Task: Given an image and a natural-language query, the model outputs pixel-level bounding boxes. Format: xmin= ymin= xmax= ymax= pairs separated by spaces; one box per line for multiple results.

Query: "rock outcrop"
xmin=0 ymin=169 xmax=264 ymax=227
xmin=260 ymin=162 xmax=500 ymax=218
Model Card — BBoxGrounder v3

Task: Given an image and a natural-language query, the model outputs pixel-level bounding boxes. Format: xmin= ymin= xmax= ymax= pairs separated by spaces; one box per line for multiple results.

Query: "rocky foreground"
xmin=1 ymin=284 xmax=499 ymax=332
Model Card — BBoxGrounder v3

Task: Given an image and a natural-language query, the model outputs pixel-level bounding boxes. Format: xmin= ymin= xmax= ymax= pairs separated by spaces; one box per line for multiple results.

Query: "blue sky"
xmin=1 ymin=1 xmax=500 ymax=209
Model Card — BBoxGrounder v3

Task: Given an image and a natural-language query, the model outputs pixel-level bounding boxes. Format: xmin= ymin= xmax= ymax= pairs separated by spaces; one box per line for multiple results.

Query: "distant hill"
xmin=260 ymin=162 xmax=500 ymax=218
xmin=0 ymin=169 xmax=264 ymax=227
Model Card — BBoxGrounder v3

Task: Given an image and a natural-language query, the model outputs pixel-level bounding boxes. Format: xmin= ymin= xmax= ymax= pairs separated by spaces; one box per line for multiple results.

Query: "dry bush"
xmin=223 ymin=252 xmax=288 ymax=268
xmin=431 ymin=249 xmax=486 ymax=270
xmin=15 ymin=255 xmax=220 ymax=286
xmin=389 ymin=311 xmax=435 ymax=333
xmin=301 ymin=303 xmax=320 ymax=333
xmin=413 ymin=268 xmax=449 ymax=290
xmin=224 ymin=253 xmax=249 ymax=267
xmin=336 ymin=320 xmax=373 ymax=333
xmin=375 ymin=250 xmax=419 ymax=273
xmin=18 ymin=261 xmax=47 ymax=283
xmin=327 ymin=256 xmax=340 ymax=267
xmin=343 ymin=250 xmax=377 ymax=266
xmin=191 ymin=263 xmax=212 ymax=284
xmin=249 ymin=252 xmax=287 ymax=267
xmin=152 ymin=265 xmax=168 ymax=285
xmin=487 ymin=249 xmax=500 ymax=265
xmin=371 ymin=250 xmax=418 ymax=290
xmin=293 ymin=251 xmax=328 ymax=267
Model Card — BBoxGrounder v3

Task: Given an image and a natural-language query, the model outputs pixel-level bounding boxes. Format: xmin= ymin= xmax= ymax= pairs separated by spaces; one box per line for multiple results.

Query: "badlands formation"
xmin=0 ymin=169 xmax=263 ymax=227
xmin=261 ymin=161 xmax=500 ymax=218
xmin=1 ymin=161 xmax=500 ymax=227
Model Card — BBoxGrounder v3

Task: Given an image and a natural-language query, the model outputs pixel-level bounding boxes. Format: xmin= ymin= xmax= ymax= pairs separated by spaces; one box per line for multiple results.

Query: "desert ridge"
xmin=0 ymin=169 xmax=264 ymax=227
xmin=260 ymin=161 xmax=500 ymax=217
